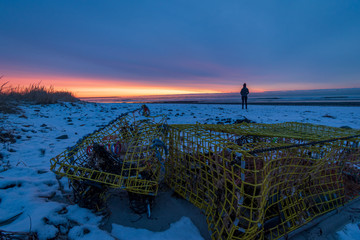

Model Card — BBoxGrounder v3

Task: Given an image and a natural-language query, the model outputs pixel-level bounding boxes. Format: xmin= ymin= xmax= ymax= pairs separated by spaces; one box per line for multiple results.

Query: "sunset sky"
xmin=1 ymin=0 xmax=360 ymax=97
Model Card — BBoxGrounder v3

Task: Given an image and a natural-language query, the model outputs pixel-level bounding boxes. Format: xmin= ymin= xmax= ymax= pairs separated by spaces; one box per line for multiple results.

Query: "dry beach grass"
xmin=0 ymin=80 xmax=78 ymax=114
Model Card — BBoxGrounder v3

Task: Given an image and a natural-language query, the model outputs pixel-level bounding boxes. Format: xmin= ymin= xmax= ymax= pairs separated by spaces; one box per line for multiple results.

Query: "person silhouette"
xmin=240 ymin=83 xmax=249 ymax=109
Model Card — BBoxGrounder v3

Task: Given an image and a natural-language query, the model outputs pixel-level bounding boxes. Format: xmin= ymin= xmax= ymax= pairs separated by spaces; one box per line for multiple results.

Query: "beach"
xmin=1 ymin=101 xmax=360 ymax=239
xmin=2 ymin=0 xmax=360 ymax=238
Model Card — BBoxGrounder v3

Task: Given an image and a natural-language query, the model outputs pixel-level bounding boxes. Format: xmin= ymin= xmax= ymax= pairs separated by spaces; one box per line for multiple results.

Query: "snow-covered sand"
xmin=1 ymin=102 xmax=360 ymax=239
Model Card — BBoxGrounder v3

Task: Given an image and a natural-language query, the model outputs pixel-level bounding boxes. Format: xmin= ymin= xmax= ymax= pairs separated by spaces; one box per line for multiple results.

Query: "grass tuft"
xmin=0 ymin=81 xmax=79 ymax=113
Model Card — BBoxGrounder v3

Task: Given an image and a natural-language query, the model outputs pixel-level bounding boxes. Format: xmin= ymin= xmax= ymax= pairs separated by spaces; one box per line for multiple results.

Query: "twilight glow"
xmin=1 ymin=0 xmax=360 ymax=97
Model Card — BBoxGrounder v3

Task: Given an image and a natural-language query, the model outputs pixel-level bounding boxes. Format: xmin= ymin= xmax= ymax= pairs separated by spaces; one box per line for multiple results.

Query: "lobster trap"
xmin=50 ymin=108 xmax=168 ymax=211
xmin=165 ymin=122 xmax=360 ymax=239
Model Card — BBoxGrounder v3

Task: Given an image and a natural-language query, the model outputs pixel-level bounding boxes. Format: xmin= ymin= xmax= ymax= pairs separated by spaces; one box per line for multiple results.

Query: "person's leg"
xmin=245 ymin=96 xmax=248 ymax=109
xmin=241 ymin=96 xmax=245 ymax=109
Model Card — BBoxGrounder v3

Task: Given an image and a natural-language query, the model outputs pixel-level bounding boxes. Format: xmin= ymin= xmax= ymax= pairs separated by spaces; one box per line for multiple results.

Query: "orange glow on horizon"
xmin=74 ymin=87 xmax=218 ymax=98
xmin=4 ymin=74 xmax=222 ymax=97
xmin=3 ymin=73 xmax=307 ymax=98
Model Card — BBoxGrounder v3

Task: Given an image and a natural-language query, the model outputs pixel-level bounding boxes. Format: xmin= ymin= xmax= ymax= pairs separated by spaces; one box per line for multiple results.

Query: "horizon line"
xmin=78 ymin=87 xmax=360 ymax=99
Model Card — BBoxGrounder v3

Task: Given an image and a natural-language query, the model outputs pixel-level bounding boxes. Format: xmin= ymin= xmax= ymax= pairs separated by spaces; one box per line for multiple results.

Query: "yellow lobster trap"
xmin=166 ymin=122 xmax=360 ymax=239
xmin=50 ymin=107 xmax=168 ymax=210
xmin=50 ymin=108 xmax=360 ymax=239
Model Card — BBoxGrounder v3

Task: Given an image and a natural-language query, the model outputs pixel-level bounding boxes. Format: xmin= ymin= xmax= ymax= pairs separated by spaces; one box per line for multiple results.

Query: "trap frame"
xmin=166 ymin=122 xmax=360 ymax=239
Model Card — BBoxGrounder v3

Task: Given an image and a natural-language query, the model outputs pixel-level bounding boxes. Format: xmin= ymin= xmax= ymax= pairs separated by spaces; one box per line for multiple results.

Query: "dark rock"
xmin=233 ymin=117 xmax=255 ymax=124
xmin=340 ymin=126 xmax=352 ymax=129
xmin=56 ymin=135 xmax=69 ymax=140
xmin=0 ymin=131 xmax=17 ymax=143
xmin=40 ymin=124 xmax=47 ymax=127
xmin=322 ymin=114 xmax=336 ymax=119
xmin=40 ymin=149 xmax=46 ymax=157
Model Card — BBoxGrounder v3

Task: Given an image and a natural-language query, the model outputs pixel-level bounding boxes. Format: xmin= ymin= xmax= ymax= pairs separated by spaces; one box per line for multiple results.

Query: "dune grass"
xmin=0 ymin=81 xmax=79 ymax=113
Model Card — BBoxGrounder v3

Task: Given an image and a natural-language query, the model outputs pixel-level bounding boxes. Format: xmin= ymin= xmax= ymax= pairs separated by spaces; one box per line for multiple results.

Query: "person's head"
xmin=243 ymin=83 xmax=246 ymax=87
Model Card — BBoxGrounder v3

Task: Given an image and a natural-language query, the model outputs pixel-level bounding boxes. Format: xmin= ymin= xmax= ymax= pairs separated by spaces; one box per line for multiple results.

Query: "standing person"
xmin=240 ymin=83 xmax=249 ymax=109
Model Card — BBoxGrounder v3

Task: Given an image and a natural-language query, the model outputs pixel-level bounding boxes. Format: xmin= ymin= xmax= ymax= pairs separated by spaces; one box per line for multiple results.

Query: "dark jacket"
xmin=240 ymin=87 xmax=249 ymax=96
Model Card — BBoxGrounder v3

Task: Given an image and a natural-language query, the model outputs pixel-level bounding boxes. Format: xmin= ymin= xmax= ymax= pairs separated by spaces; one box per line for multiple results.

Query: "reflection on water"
xmin=80 ymin=88 xmax=360 ymax=105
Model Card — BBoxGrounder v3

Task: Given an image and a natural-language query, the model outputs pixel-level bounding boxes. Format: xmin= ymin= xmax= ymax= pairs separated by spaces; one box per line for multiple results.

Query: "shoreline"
xmin=144 ymin=101 xmax=360 ymax=107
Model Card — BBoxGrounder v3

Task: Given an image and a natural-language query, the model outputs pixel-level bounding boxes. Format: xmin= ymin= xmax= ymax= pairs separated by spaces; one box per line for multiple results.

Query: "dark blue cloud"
xmin=1 ymin=0 xmax=360 ymax=89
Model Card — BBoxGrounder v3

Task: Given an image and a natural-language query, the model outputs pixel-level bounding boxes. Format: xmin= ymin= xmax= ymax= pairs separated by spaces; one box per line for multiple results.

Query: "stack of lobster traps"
xmin=50 ymin=106 xmax=360 ymax=239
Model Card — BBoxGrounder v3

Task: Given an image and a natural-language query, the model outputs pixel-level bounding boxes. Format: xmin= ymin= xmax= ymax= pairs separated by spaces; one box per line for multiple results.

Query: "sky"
xmin=1 ymin=0 xmax=360 ymax=97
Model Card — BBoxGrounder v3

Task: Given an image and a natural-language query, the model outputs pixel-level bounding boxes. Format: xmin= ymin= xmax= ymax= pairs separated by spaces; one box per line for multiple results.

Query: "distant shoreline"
xmin=145 ymin=101 xmax=360 ymax=106
xmin=81 ymin=98 xmax=360 ymax=106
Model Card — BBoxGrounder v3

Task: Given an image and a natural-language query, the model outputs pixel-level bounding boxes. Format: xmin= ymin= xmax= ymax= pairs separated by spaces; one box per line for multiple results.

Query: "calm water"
xmin=80 ymin=88 xmax=360 ymax=105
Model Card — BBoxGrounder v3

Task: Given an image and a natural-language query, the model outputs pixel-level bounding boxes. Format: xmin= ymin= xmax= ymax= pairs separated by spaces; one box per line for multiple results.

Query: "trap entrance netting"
xmin=166 ymin=122 xmax=360 ymax=240
xmin=50 ymin=109 xmax=168 ymax=210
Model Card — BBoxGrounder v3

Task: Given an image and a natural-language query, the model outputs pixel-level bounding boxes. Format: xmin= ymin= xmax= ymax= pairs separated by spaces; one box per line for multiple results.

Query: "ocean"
xmin=80 ymin=88 xmax=360 ymax=106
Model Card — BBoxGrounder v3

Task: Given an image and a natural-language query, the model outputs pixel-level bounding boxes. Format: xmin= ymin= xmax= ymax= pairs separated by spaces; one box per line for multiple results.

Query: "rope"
xmin=249 ymin=134 xmax=360 ymax=155
xmin=151 ymin=139 xmax=168 ymax=169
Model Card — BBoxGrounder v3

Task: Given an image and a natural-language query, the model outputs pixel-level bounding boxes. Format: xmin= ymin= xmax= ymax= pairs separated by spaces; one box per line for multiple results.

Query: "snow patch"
xmin=111 ymin=217 xmax=204 ymax=240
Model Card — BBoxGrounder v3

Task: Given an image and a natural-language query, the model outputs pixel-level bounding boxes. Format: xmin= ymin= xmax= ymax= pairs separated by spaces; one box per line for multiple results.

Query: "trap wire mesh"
xmin=50 ymin=108 xmax=168 ymax=201
xmin=166 ymin=122 xmax=360 ymax=239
